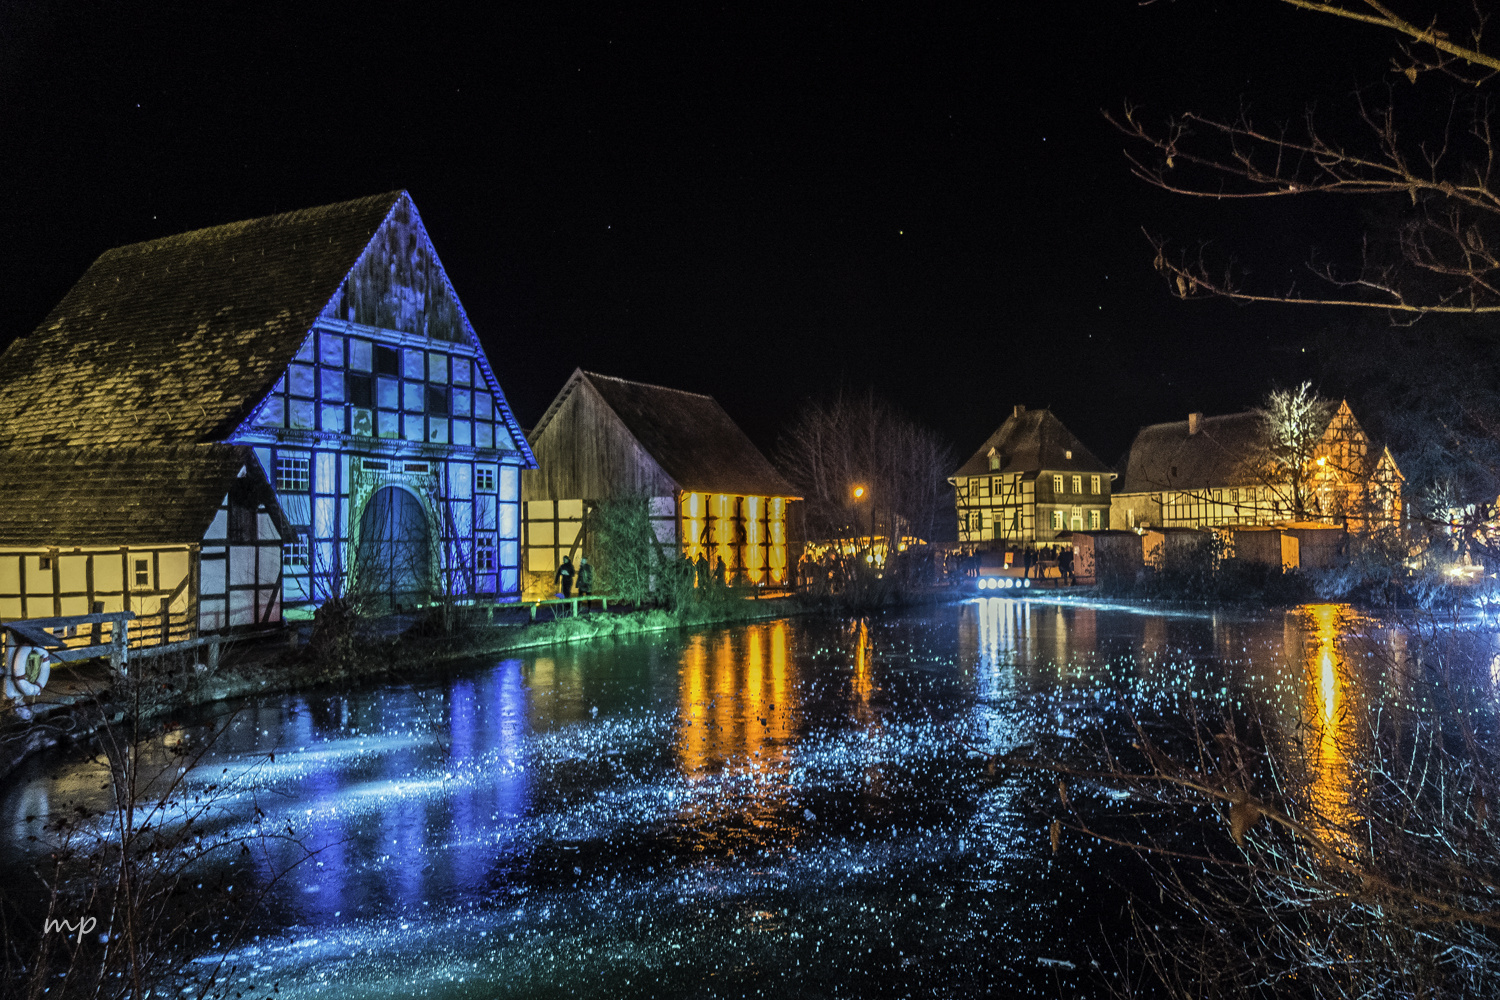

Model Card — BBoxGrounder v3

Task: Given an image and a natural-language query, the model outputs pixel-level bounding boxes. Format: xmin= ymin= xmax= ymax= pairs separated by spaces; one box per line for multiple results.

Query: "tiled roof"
xmin=0 ymin=445 xmax=281 ymax=546
xmin=951 ymin=408 xmax=1112 ymax=479
xmin=1116 ymin=411 xmax=1271 ymax=494
xmin=0 ymin=192 xmax=403 ymax=449
xmin=535 ymin=370 xmax=800 ymax=498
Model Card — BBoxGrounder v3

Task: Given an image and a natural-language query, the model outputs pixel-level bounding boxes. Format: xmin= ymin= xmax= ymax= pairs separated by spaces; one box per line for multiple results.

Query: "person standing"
xmin=713 ymin=556 xmax=727 ymax=588
xmin=555 ymin=555 xmax=575 ymax=598
xmin=576 ymin=555 xmax=594 ymax=597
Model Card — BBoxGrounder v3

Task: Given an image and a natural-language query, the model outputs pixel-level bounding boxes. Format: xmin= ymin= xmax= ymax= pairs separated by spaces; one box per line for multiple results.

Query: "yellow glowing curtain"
xmin=681 ymin=491 xmax=706 ymax=561
xmin=744 ymin=495 xmax=765 ymax=584
xmin=768 ymin=497 xmax=787 ymax=584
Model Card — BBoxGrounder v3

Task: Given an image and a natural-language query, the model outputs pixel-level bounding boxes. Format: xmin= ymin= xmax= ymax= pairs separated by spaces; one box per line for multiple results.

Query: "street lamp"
xmin=852 ymin=485 xmax=866 ymax=499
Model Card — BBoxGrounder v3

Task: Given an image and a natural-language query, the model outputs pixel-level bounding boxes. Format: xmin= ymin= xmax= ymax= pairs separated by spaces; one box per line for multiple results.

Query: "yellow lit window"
xmin=768 ymin=497 xmax=787 ymax=584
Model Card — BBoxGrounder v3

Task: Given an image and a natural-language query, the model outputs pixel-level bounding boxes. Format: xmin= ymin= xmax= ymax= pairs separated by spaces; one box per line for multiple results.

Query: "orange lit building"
xmin=1112 ymin=401 xmax=1403 ymax=533
xmin=521 ymin=370 xmax=800 ymax=597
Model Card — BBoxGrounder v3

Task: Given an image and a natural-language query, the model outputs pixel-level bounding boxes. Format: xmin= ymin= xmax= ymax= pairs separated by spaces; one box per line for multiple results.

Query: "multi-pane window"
xmin=1051 ymin=510 xmax=1064 ymax=530
xmin=276 ymin=455 xmax=310 ymax=492
xmin=1089 ymin=510 xmax=1101 ymax=530
xmin=1071 ymin=475 xmax=1082 ymax=494
xmin=1090 ymin=475 xmax=1101 ymax=494
xmin=284 ymin=535 xmax=310 ymax=568
xmin=1052 ymin=474 xmax=1064 ymax=493
xmin=476 ymin=467 xmax=496 ymax=492
xmin=476 ymin=536 xmax=496 ymax=571
xmin=134 ymin=559 xmax=150 ymax=587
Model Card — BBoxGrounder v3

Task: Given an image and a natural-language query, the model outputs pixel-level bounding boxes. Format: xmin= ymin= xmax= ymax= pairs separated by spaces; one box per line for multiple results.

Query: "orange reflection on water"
xmin=674 ymin=622 xmax=799 ymax=852
xmin=1300 ymin=604 xmax=1361 ymax=837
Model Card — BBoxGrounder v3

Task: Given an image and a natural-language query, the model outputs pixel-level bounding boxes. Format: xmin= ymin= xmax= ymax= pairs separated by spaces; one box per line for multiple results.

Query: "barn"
xmin=522 ymin=370 xmax=799 ymax=597
xmin=0 ymin=191 xmax=534 ymax=640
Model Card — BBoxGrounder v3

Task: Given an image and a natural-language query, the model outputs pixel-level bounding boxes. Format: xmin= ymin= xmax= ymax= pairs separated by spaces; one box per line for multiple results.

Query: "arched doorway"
xmin=357 ymin=487 xmax=431 ymax=612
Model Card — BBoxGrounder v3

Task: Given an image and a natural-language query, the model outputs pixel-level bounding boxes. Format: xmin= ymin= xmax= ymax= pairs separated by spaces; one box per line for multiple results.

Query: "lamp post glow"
xmin=852 ymin=485 xmax=866 ymax=499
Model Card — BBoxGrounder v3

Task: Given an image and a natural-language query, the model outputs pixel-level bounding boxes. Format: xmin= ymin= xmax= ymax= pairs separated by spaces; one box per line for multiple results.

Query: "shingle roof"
xmin=1116 ymin=411 xmax=1271 ymax=493
xmin=0 ymin=192 xmax=404 ymax=449
xmin=533 ymin=370 xmax=799 ymax=498
xmin=951 ymin=407 xmax=1112 ymax=479
xmin=0 ymin=445 xmax=285 ymax=546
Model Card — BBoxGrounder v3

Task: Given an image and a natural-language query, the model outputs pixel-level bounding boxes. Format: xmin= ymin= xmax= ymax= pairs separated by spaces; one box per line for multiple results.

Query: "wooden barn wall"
xmin=523 ymin=380 xmax=677 ymax=502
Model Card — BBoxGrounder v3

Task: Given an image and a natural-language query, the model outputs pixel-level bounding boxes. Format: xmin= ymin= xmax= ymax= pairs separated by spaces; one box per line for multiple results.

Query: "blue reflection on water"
xmin=0 ymin=601 xmax=1426 ymax=999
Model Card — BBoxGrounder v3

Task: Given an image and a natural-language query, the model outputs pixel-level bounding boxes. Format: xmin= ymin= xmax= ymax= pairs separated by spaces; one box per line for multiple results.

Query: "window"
xmin=1071 ymin=475 xmax=1082 ymax=494
xmin=1051 ymin=510 xmax=1064 ymax=530
xmin=134 ymin=559 xmax=150 ymax=587
xmin=988 ymin=450 xmax=1000 ymax=471
xmin=1052 ymin=474 xmax=1064 ymax=493
xmin=475 ymin=467 xmax=496 ymax=492
xmin=1229 ymin=488 xmax=1240 ymax=503
xmin=276 ymin=455 xmax=310 ymax=492
xmin=477 ymin=536 xmax=496 ymax=571
xmin=1089 ymin=509 xmax=1101 ymax=530
xmin=38 ymin=556 xmax=52 ymax=571
xmin=284 ymin=535 xmax=310 ymax=568
xmin=1090 ymin=475 xmax=1101 ymax=495
xmin=348 ymin=373 xmax=373 ymax=409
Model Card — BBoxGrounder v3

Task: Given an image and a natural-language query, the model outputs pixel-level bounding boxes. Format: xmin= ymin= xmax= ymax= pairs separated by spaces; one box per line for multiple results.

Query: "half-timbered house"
xmin=0 ymin=192 xmax=534 ymax=635
xmin=522 ymin=370 xmax=799 ymax=597
xmin=950 ymin=406 xmax=1114 ymax=545
xmin=0 ymin=446 xmax=289 ymax=643
xmin=1111 ymin=402 xmax=1402 ymax=532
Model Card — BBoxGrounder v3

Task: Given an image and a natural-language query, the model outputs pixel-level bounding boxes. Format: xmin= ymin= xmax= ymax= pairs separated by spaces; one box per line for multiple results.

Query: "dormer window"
xmin=987 ymin=447 xmax=1000 ymax=471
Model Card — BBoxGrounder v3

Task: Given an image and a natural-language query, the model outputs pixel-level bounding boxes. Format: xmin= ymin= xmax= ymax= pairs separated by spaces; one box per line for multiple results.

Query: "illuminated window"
xmin=475 ymin=467 xmax=496 ymax=492
xmin=275 ymin=455 xmax=310 ymax=492
xmin=1089 ymin=509 xmax=1101 ymax=530
xmin=1090 ymin=475 xmax=1101 ymax=494
xmin=476 ymin=536 xmax=496 ymax=571
xmin=284 ymin=535 xmax=310 ymax=568
xmin=1052 ymin=474 xmax=1064 ymax=493
xmin=1072 ymin=475 xmax=1082 ymax=494
xmin=1051 ymin=510 xmax=1064 ymax=530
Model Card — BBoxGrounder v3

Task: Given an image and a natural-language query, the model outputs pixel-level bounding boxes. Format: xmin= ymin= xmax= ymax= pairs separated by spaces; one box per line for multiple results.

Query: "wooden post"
xmin=90 ymin=601 xmax=103 ymax=646
xmin=159 ymin=598 xmax=170 ymax=646
xmin=571 ymin=597 xmax=579 ymax=617
xmin=601 ymin=597 xmax=608 ymax=612
xmin=530 ymin=603 xmax=538 ymax=621
xmin=207 ymin=638 xmax=220 ymax=673
xmin=109 ymin=618 xmax=129 ymax=676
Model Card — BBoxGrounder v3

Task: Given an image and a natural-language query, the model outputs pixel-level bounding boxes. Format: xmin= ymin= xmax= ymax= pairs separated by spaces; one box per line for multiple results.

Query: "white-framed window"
xmin=1089 ymin=509 xmax=1101 ymax=530
xmin=1071 ymin=475 xmax=1082 ymax=494
xmin=1090 ymin=475 xmax=1101 ymax=495
xmin=476 ymin=467 xmax=496 ymax=492
xmin=1052 ymin=474 xmax=1064 ymax=493
xmin=284 ymin=535 xmax=310 ymax=569
xmin=276 ymin=455 xmax=310 ymax=492
xmin=476 ymin=536 xmax=496 ymax=571
xmin=134 ymin=558 xmax=150 ymax=587
xmin=1051 ymin=510 xmax=1064 ymax=530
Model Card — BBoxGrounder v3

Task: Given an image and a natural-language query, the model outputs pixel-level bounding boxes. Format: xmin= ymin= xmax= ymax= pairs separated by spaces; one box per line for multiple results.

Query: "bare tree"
xmin=1254 ymin=382 xmax=1341 ymax=520
xmin=777 ymin=391 xmax=952 ymax=605
xmin=1121 ymin=1 xmax=1500 ymax=316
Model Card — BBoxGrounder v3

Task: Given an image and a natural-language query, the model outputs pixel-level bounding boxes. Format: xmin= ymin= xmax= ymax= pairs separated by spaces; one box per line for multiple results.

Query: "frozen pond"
xmin=0 ymin=599 xmax=1406 ymax=997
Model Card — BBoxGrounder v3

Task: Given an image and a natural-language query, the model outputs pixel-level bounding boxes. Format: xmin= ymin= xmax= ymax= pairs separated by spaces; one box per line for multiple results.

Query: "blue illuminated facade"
xmin=229 ymin=195 xmax=532 ymax=615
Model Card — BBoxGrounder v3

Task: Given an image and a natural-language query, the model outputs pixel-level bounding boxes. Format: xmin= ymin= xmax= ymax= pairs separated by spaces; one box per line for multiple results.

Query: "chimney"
xmin=1013 ymin=404 xmax=1026 ymax=419
xmin=1188 ymin=412 xmax=1203 ymax=435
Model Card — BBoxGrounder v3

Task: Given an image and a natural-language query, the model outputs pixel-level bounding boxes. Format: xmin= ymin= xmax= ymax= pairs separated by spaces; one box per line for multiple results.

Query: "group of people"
xmin=552 ymin=554 xmax=594 ymax=599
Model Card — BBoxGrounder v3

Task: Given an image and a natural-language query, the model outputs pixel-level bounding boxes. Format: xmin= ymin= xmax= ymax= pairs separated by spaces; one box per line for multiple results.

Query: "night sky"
xmin=2 ymin=2 xmax=1395 ymax=465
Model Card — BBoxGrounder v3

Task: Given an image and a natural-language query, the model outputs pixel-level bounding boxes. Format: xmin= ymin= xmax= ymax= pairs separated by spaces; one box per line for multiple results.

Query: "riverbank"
xmin=0 ymin=596 xmax=809 ymax=782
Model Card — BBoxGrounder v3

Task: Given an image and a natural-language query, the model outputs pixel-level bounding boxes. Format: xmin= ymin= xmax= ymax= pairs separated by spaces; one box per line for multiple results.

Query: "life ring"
xmin=6 ymin=645 xmax=49 ymax=698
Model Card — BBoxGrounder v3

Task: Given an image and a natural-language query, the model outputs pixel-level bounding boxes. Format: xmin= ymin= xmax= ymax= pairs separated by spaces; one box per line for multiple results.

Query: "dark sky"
xmin=1 ymin=1 xmax=1396 ymax=466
